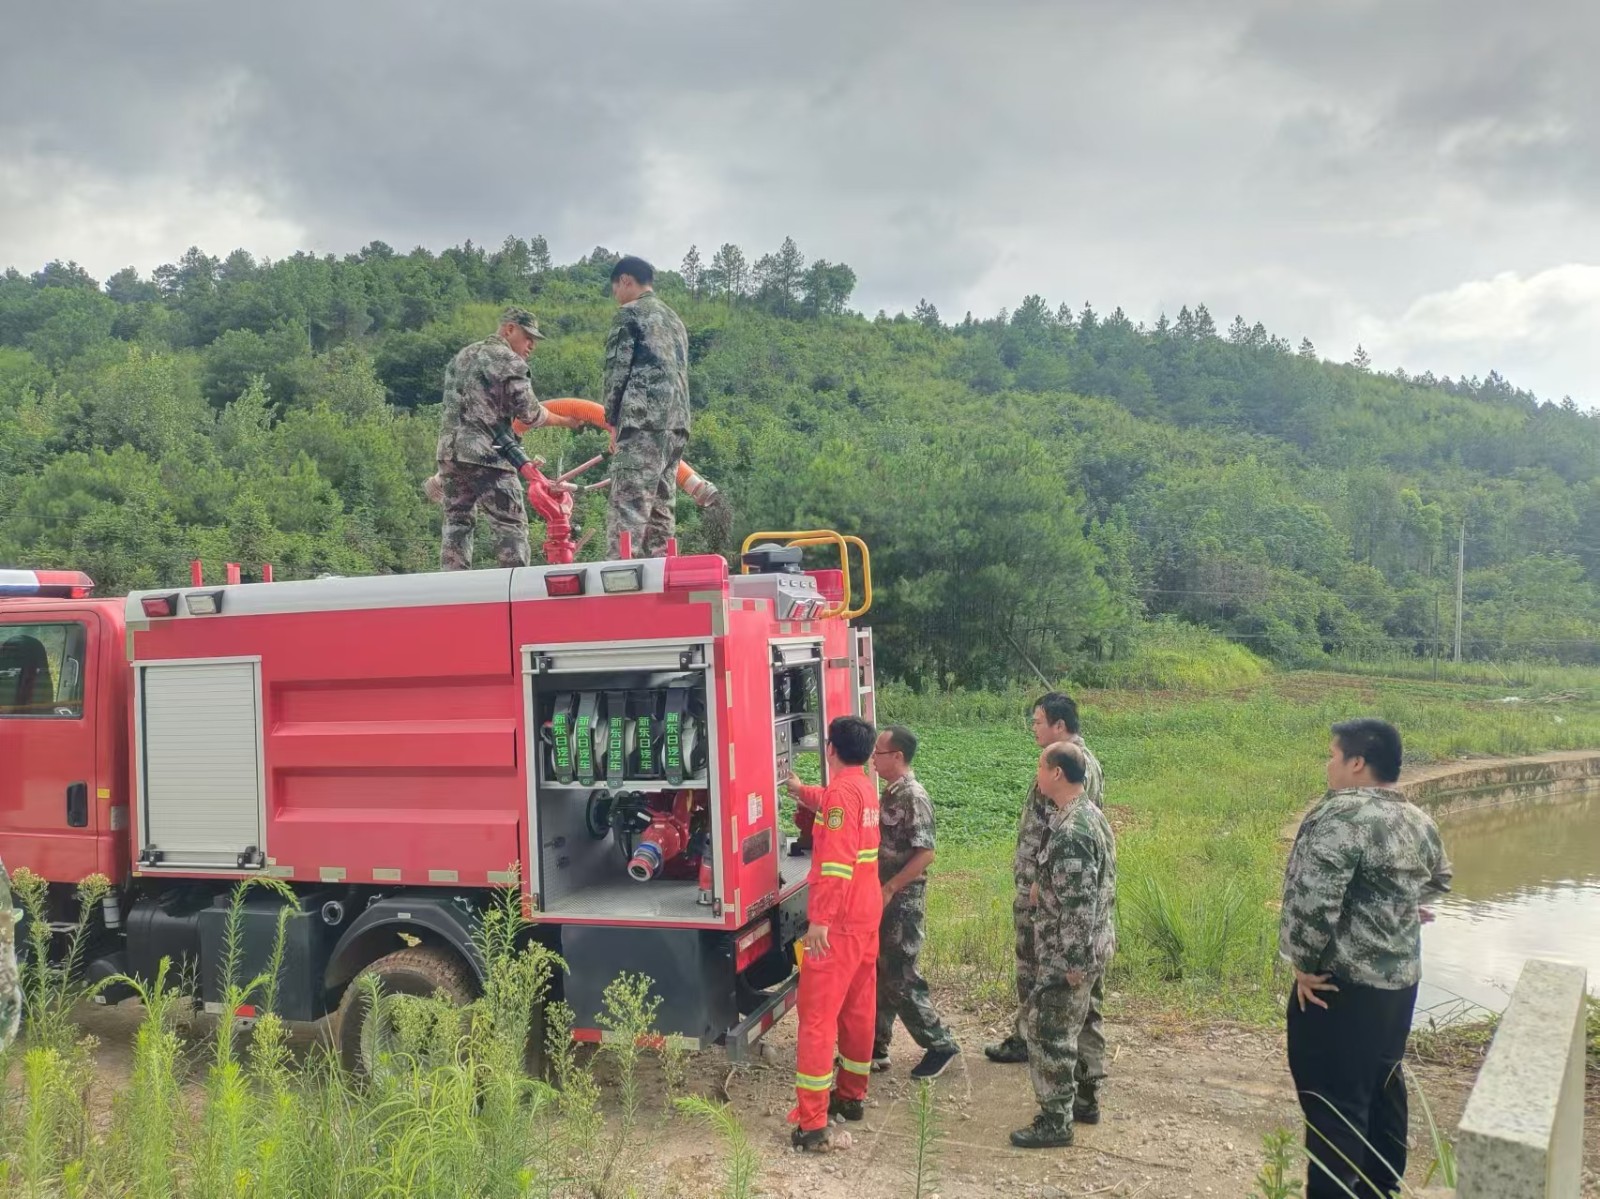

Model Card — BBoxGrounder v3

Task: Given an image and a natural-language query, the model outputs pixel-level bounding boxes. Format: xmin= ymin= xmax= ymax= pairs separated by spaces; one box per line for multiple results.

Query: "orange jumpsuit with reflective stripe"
xmin=790 ymin=769 xmax=882 ymax=1131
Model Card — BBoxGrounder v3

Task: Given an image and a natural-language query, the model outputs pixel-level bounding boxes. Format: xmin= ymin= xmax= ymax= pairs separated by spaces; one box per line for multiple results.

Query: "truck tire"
xmin=333 ymin=945 xmax=476 ymax=1074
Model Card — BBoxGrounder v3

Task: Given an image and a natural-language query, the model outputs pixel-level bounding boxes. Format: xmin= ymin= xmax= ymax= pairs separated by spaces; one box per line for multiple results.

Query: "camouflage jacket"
xmin=1014 ymin=736 xmax=1103 ymax=894
xmin=0 ymin=857 xmax=20 ymax=1052
xmin=879 ymin=771 xmax=937 ymax=892
xmin=1279 ymin=786 xmax=1453 ymax=989
xmin=436 ymin=334 xmax=543 ymax=471
xmin=1032 ymin=797 xmax=1117 ymax=978
xmin=603 ymin=292 xmax=690 ymax=434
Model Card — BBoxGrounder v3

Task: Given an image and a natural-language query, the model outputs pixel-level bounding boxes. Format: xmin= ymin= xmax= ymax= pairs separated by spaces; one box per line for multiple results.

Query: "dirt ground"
xmin=650 ymin=1008 xmax=1486 ymax=1199
xmin=75 ymin=993 xmax=1590 ymax=1199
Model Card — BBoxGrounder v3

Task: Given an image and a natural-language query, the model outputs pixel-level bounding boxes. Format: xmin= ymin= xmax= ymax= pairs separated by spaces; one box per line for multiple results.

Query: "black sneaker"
xmin=1073 ymin=1088 xmax=1100 ymax=1125
xmin=910 ymin=1046 xmax=959 ymax=1080
xmin=1009 ymin=1113 xmax=1074 ymax=1149
xmin=792 ymin=1125 xmax=838 ymax=1152
xmin=870 ymin=1051 xmax=891 ymax=1073
xmin=983 ymin=1036 xmax=1028 ymax=1064
xmin=828 ymin=1093 xmax=864 ymax=1122
xmin=788 ymin=840 xmax=811 ymax=857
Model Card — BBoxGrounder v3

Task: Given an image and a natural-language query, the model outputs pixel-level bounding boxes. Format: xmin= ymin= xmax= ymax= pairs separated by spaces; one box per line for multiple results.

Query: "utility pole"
xmin=1440 ymin=592 xmax=1452 ymax=678
xmin=1453 ymin=521 xmax=1465 ymax=664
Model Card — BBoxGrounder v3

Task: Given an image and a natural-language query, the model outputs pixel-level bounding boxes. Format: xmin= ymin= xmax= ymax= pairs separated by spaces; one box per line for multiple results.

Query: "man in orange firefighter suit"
xmin=782 ymin=714 xmax=882 ymax=1151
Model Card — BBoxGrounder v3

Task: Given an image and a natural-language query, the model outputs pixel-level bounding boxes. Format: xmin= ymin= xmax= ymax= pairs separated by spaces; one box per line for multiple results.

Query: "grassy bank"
xmin=902 ymin=671 xmax=1600 ymax=1022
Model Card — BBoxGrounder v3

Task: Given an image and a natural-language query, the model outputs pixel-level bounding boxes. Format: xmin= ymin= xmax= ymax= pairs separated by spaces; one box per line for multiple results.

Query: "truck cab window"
xmin=0 ymin=623 xmax=87 ymax=718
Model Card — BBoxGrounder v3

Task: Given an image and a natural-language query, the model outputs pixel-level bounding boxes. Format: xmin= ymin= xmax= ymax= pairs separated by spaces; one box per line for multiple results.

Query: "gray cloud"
xmin=2 ymin=0 xmax=1597 ymax=401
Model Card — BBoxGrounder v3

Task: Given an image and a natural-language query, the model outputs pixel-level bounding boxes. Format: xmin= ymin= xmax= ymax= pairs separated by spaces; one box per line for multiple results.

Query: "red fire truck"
xmin=0 ymin=526 xmax=876 ymax=1067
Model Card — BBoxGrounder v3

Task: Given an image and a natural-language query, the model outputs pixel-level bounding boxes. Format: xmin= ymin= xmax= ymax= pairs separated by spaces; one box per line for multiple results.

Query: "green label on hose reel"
xmin=664 ymin=711 xmax=682 ymax=774
xmin=574 ymin=716 xmax=593 ymax=780
xmin=552 ymin=712 xmax=572 ymax=778
xmin=607 ymin=714 xmax=625 ymax=782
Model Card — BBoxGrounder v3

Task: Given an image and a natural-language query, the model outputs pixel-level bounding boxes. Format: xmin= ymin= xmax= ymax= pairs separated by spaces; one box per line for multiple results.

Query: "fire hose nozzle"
xmin=680 ymin=467 xmax=720 ymax=508
xmin=628 ymin=842 xmax=665 ymax=882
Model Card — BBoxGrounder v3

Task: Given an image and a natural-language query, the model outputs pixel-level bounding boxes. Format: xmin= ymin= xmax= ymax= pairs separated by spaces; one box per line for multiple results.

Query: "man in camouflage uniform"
xmin=1280 ymin=718 xmax=1452 ymax=1199
xmin=869 ymin=725 xmax=960 ymax=1080
xmin=0 ymin=856 xmax=21 ymax=1052
xmin=433 ymin=307 xmax=579 ymax=571
xmin=603 ymin=256 xmax=690 ymax=559
xmin=987 ymin=692 xmax=1108 ymax=1121
xmin=1011 ymin=741 xmax=1116 ymax=1149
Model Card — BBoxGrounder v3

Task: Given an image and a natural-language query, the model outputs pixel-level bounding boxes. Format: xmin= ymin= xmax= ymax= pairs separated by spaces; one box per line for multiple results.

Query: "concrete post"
xmin=1455 ymin=959 xmax=1587 ymax=1199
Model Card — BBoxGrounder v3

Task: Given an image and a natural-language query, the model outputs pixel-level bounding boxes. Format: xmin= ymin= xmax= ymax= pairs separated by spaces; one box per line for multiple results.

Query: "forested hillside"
xmin=3 ymin=237 xmax=1598 ymax=687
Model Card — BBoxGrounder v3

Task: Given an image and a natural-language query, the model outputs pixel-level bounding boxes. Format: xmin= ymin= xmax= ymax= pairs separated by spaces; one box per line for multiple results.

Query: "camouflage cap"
xmin=500 ymin=306 xmax=547 ymax=340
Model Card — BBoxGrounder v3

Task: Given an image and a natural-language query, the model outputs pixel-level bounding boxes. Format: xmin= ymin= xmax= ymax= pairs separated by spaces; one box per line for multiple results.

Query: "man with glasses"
xmin=869 ymin=724 xmax=960 ymax=1080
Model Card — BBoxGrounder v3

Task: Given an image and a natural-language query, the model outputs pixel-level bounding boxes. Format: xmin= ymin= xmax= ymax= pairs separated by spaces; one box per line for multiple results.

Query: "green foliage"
xmin=1075 ymin=617 xmax=1268 ymax=691
xmin=674 ymin=1097 xmax=759 ymax=1199
xmin=11 ymin=870 xmax=113 ymax=1056
xmin=1249 ymin=1128 xmax=1303 ymax=1199
xmin=909 ymin=1078 xmax=940 ymax=1199
xmin=905 ymin=672 xmax=1600 ymax=1016
xmin=0 ymin=872 xmax=696 ymax=1197
xmin=7 ymin=239 xmax=1600 ymax=681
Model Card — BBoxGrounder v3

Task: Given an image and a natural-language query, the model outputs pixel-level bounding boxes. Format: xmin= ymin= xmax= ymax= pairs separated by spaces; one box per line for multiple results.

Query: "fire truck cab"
xmin=0 ymin=537 xmax=875 ymax=1065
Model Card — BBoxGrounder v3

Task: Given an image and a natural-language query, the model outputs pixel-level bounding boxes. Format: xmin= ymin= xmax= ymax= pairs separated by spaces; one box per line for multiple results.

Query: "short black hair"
xmin=611 ymin=255 xmax=654 ymax=286
xmin=1044 ymin=741 xmax=1087 ymax=784
xmin=880 ymin=724 xmax=918 ymax=765
xmin=828 ymin=715 xmax=876 ymax=766
xmin=1331 ymin=718 xmax=1402 ymax=784
xmin=1033 ymin=691 xmax=1080 ymax=734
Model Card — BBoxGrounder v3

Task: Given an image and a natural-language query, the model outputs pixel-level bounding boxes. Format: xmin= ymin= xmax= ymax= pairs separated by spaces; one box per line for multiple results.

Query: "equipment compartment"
xmin=524 ymin=640 xmax=721 ymax=924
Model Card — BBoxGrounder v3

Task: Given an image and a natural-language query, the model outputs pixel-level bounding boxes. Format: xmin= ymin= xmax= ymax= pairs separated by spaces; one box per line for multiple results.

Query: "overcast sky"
xmin=4 ymin=0 xmax=1597 ymax=403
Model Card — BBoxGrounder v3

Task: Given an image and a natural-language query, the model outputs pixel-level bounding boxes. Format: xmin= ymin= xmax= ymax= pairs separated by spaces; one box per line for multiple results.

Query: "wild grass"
xmin=1077 ymin=617 xmax=1269 ymax=693
xmin=0 ymin=879 xmax=705 ymax=1198
xmin=905 ymin=670 xmax=1600 ymax=1020
xmin=1327 ymin=653 xmax=1600 ymax=696
xmin=1251 ymin=1071 xmax=1458 ymax=1198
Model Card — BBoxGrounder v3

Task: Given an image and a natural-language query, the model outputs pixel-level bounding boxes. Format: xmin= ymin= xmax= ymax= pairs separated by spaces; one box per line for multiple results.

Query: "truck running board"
xmin=723 ymin=970 xmax=801 ymax=1063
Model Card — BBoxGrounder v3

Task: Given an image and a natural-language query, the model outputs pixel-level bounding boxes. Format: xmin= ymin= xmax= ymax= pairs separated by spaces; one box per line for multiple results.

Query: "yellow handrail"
xmin=740 ymin=529 xmax=873 ymax=619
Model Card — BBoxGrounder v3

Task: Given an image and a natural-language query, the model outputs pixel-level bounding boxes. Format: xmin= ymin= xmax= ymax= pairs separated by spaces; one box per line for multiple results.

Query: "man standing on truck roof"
xmin=1011 ymin=740 xmax=1117 ymax=1149
xmin=783 ymin=715 xmax=882 ymax=1152
xmin=1280 ymin=718 xmax=1452 ymax=1199
xmin=603 ymin=256 xmax=690 ymax=559
xmin=987 ymin=692 xmax=1109 ymax=1123
xmin=431 ymin=306 xmax=581 ymax=571
xmin=869 ymin=724 xmax=961 ymax=1080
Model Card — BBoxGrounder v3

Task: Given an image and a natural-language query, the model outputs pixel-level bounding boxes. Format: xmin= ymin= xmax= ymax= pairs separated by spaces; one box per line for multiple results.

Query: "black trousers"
xmin=1286 ymin=978 xmax=1417 ymax=1199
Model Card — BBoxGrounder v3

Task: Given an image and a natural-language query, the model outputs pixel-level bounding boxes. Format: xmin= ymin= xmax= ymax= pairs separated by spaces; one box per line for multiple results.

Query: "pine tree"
xmin=912 ymin=298 xmax=941 ymax=330
xmin=708 ymin=244 xmax=748 ymax=299
xmin=680 ymin=245 xmax=703 ymax=297
xmin=528 ymin=235 xmax=552 ymax=274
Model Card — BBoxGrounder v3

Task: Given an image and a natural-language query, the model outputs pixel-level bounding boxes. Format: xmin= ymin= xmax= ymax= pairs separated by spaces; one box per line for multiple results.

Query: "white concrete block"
xmin=1455 ymin=958 xmax=1587 ymax=1199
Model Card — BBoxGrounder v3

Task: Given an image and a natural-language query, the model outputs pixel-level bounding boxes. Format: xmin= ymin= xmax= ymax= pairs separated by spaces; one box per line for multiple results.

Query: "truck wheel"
xmin=334 ymin=945 xmax=476 ymax=1074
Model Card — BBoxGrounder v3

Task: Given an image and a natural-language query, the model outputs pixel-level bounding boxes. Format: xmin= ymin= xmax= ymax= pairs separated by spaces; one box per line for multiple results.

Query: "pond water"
xmin=1419 ymin=789 xmax=1600 ymax=1015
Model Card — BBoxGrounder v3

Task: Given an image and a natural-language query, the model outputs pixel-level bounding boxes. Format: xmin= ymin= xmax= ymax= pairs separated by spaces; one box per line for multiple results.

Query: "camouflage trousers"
xmin=607 ymin=427 xmax=686 ymax=559
xmin=1023 ymin=972 xmax=1101 ymax=1123
xmin=1012 ymin=895 xmax=1106 ymax=1091
xmin=439 ymin=462 xmax=529 ymax=571
xmin=873 ymin=886 xmax=957 ymax=1056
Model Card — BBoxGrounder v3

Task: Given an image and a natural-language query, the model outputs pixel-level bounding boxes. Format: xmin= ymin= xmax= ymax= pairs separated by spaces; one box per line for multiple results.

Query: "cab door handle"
xmin=66 ymin=782 xmax=88 ymax=828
